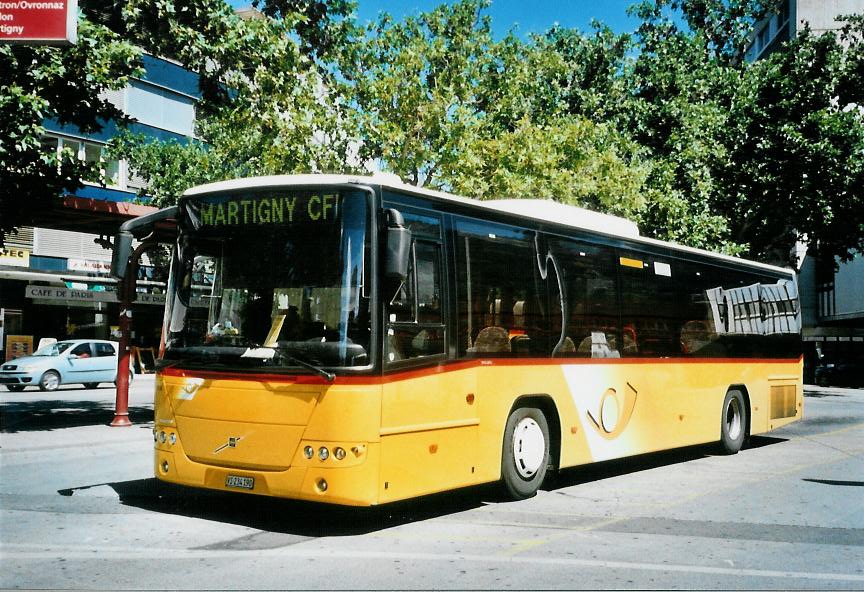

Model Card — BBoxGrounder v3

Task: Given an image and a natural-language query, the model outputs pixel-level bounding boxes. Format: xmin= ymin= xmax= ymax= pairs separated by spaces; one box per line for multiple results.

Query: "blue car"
xmin=0 ymin=339 xmax=131 ymax=392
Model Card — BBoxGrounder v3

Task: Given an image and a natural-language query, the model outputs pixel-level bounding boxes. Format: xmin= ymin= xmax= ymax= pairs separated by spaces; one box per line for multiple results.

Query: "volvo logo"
xmin=214 ymin=436 xmax=243 ymax=454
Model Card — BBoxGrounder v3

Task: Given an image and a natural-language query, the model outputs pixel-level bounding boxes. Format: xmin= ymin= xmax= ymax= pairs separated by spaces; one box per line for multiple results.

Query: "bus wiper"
xmin=241 ymin=344 xmax=335 ymax=382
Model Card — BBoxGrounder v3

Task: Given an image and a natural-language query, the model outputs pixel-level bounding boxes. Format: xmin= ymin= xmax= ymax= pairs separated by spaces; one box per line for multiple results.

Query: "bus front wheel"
xmin=719 ymin=389 xmax=748 ymax=454
xmin=501 ymin=406 xmax=550 ymax=500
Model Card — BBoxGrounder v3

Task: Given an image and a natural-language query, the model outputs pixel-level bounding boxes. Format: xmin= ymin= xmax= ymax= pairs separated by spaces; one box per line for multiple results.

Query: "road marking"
xmin=3 ymin=544 xmax=864 ymax=583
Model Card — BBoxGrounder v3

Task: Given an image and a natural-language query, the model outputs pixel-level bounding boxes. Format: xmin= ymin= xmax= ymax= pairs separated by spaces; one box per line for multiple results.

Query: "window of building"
xmin=127 ymin=80 xmax=196 ymax=136
xmin=757 ymin=25 xmax=771 ymax=52
xmin=43 ymin=134 xmax=122 ymax=188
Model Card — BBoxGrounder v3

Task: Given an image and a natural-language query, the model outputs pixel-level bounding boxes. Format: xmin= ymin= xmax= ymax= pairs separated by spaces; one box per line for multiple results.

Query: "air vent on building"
xmin=2 ymin=227 xmax=35 ymax=250
xmin=34 ymin=228 xmax=113 ymax=261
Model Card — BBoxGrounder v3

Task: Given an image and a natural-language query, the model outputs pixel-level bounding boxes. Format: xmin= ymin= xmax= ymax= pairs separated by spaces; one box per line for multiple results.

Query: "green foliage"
xmin=112 ymin=0 xmax=362 ymax=206
xmin=623 ymin=1 xmax=864 ymax=264
xmin=447 ymin=117 xmax=648 ymax=218
xmin=4 ymin=0 xmax=862 ymax=266
xmin=350 ymin=0 xmax=650 ymax=215
xmin=349 ymin=0 xmax=491 ymax=186
xmin=720 ymin=19 xmax=864 ymax=263
xmin=0 ymin=17 xmax=142 ymax=244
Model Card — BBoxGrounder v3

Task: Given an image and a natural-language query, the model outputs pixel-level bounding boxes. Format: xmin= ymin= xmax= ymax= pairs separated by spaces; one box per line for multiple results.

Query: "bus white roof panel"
xmin=182 ymin=174 xmax=793 ymax=276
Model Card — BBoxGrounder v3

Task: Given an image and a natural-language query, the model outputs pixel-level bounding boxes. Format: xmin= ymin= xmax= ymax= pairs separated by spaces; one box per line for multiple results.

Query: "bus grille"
xmin=770 ymin=385 xmax=797 ymax=419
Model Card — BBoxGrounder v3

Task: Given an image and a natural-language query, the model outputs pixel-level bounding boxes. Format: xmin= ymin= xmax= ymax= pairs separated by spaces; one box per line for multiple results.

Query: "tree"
xmin=720 ymin=17 xmax=864 ymax=264
xmin=628 ymin=0 xmax=864 ymax=265
xmin=111 ymin=0 xmax=361 ymax=207
xmin=621 ymin=1 xmax=748 ymax=254
xmin=349 ymin=0 xmax=491 ymax=187
xmin=350 ymin=0 xmax=653 ymax=218
xmin=0 ymin=18 xmax=141 ymax=246
xmin=446 ymin=116 xmax=648 ymax=217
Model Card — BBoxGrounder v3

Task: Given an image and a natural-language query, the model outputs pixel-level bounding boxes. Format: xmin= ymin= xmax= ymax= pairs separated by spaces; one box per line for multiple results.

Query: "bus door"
xmin=380 ymin=236 xmax=478 ymax=501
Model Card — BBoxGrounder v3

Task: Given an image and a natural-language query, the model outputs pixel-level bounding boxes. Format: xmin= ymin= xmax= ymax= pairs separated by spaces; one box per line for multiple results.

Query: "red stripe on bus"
xmin=159 ymin=355 xmax=803 ymax=385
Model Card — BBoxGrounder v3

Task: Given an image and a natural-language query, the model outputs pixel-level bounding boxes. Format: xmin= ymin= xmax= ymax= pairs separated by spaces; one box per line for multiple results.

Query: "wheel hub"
xmin=512 ymin=417 xmax=545 ymax=478
xmin=725 ymin=397 xmax=742 ymax=440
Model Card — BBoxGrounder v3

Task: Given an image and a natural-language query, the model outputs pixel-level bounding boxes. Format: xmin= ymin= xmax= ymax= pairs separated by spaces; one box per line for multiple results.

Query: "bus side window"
xmin=456 ymin=226 xmax=549 ymax=358
xmin=386 ymin=240 xmax=445 ymax=363
xmin=550 ymin=239 xmax=619 ymax=358
xmin=618 ymin=252 xmax=677 ymax=357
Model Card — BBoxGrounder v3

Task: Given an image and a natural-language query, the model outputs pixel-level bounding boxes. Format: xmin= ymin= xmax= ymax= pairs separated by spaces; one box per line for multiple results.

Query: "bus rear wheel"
xmin=719 ymin=389 xmax=748 ymax=454
xmin=501 ymin=406 xmax=550 ymax=500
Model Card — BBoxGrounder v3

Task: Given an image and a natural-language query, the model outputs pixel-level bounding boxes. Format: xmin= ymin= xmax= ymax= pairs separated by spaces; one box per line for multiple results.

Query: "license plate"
xmin=225 ymin=475 xmax=254 ymax=490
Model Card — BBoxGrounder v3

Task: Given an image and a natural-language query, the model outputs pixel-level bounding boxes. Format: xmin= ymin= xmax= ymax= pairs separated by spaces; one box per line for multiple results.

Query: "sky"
xmin=352 ymin=0 xmax=643 ymax=37
xmin=230 ymin=1 xmax=646 ymax=37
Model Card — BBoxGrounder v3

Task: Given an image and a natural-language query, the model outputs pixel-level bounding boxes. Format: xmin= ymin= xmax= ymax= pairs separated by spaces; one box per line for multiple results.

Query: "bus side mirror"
xmin=111 ymin=231 xmax=134 ymax=279
xmin=385 ymin=209 xmax=411 ymax=282
xmin=110 ymin=205 xmax=179 ymax=279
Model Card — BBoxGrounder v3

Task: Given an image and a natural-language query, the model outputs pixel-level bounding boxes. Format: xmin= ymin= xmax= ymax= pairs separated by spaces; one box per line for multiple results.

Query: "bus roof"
xmin=183 ymin=174 xmax=793 ymax=276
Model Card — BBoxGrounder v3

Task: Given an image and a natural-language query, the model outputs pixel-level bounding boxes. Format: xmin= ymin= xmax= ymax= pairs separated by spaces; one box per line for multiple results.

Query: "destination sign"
xmin=195 ymin=193 xmax=341 ymax=228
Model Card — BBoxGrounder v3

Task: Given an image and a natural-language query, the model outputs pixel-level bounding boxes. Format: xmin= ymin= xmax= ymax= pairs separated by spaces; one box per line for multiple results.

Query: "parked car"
xmin=0 ymin=339 xmax=132 ymax=392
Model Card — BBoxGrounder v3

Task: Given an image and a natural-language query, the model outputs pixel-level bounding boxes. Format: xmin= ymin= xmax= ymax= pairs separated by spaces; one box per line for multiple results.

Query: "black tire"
xmin=39 ymin=370 xmax=61 ymax=392
xmin=84 ymin=382 xmax=99 ymax=389
xmin=501 ymin=406 xmax=550 ymax=500
xmin=6 ymin=385 xmax=25 ymax=392
xmin=719 ymin=389 xmax=748 ymax=454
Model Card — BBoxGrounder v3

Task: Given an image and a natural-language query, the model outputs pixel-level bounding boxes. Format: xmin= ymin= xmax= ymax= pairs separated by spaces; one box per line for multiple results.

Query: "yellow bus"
xmin=111 ymin=174 xmax=802 ymax=505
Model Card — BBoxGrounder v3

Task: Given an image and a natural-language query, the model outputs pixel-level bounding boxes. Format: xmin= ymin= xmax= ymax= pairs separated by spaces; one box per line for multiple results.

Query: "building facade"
xmin=0 ymin=54 xmax=198 ymax=360
xmin=747 ymin=0 xmax=864 ymax=384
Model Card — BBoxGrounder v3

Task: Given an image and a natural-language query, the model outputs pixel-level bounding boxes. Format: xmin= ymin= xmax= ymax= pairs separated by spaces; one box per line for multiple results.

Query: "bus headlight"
xmin=333 ymin=447 xmax=346 ymax=460
xmin=304 ymin=446 xmax=314 ymax=459
xmin=318 ymin=447 xmax=329 ymax=461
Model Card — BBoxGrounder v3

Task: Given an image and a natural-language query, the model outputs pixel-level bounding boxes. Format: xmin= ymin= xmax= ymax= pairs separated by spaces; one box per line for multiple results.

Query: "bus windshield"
xmin=162 ymin=189 xmax=371 ymax=372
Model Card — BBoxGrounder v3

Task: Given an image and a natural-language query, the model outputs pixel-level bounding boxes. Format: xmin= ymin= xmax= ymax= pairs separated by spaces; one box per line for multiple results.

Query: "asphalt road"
xmin=1 ymin=377 xmax=862 ymax=590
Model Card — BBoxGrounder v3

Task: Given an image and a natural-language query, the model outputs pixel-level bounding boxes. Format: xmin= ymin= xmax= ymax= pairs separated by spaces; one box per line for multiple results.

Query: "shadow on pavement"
xmin=0 ymin=399 xmax=153 ymax=433
xmin=100 ymin=438 xmax=790 ymax=537
xmin=549 ymin=445 xmax=708 ymax=492
xmin=802 ymin=478 xmax=864 ymax=487
xmin=108 ymin=477 xmax=492 ymax=537
xmin=547 ymin=436 xmax=787 ymax=492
